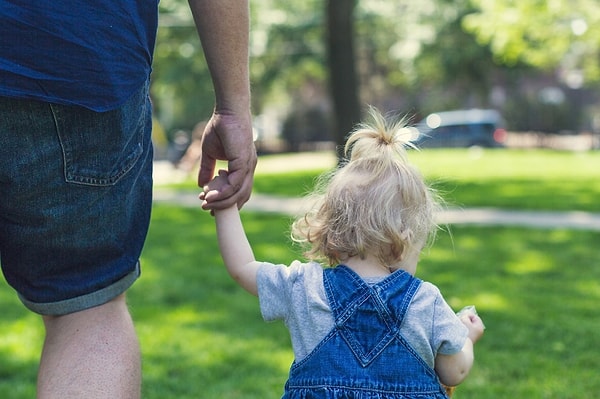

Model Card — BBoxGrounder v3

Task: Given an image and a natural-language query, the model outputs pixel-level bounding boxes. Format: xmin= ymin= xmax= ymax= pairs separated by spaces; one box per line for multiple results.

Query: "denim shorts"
xmin=0 ymin=82 xmax=153 ymax=315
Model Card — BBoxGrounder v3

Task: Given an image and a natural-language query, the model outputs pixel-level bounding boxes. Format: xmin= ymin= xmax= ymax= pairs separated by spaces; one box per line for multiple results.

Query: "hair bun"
xmin=344 ymin=107 xmax=415 ymax=162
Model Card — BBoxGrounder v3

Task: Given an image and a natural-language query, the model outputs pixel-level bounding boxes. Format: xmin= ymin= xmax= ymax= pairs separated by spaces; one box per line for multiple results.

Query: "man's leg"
xmin=37 ymin=294 xmax=141 ymax=399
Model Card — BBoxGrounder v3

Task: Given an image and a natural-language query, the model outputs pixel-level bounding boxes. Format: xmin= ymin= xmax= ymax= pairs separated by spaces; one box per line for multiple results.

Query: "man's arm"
xmin=188 ymin=0 xmax=250 ymax=113
xmin=189 ymin=0 xmax=257 ymax=210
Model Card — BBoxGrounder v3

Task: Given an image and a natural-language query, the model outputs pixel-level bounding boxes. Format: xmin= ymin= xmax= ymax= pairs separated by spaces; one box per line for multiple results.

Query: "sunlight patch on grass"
xmin=463 ymin=292 xmax=509 ymax=312
xmin=575 ymin=279 xmax=600 ymax=298
xmin=445 ymin=292 xmax=509 ymax=314
xmin=0 ymin=318 xmax=43 ymax=361
xmin=137 ymin=307 xmax=293 ymax=399
xmin=253 ymin=243 xmax=297 ymax=261
xmin=504 ymin=252 xmax=555 ymax=275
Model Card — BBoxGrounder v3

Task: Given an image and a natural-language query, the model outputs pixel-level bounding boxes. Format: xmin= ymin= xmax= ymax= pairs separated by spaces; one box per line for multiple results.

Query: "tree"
xmin=153 ymin=0 xmax=591 ymax=144
xmin=326 ymin=0 xmax=361 ymax=161
xmin=408 ymin=0 xmax=502 ymax=112
xmin=463 ymin=0 xmax=600 ymax=86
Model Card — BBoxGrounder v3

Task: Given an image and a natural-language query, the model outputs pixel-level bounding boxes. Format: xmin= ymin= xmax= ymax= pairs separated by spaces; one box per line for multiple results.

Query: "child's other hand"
xmin=199 ymin=169 xmax=229 ymax=209
xmin=459 ymin=312 xmax=485 ymax=344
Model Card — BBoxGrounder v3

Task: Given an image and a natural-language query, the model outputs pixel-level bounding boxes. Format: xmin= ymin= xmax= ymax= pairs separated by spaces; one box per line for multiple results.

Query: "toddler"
xmin=201 ymin=108 xmax=485 ymax=398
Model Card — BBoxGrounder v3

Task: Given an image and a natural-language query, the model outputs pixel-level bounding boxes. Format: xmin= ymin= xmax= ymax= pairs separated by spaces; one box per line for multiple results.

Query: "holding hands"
xmin=200 ymin=169 xmax=230 ymax=208
xmin=197 ymin=111 xmax=257 ymax=211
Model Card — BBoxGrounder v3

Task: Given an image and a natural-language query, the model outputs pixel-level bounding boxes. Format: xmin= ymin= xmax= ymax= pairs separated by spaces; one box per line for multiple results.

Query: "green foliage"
xmin=152 ymin=1 xmax=214 ymax=132
xmin=464 ymin=0 xmax=600 ymax=83
xmin=250 ymin=0 xmax=326 ymax=94
xmin=151 ymin=0 xmax=597 ymax=136
xmin=152 ymin=0 xmax=506 ymax=133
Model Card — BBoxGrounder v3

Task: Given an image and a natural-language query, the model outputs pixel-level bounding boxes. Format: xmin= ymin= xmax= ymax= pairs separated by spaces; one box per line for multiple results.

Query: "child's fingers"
xmin=461 ymin=314 xmax=485 ymax=343
xmin=199 ymin=169 xmax=232 ymax=209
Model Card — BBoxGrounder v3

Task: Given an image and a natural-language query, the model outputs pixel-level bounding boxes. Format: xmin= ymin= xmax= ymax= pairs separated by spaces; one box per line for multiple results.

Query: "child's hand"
xmin=457 ymin=305 xmax=485 ymax=343
xmin=199 ymin=169 xmax=230 ymax=209
xmin=459 ymin=311 xmax=485 ymax=344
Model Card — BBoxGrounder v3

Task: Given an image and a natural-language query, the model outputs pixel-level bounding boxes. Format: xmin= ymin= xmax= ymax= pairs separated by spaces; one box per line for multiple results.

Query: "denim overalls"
xmin=282 ymin=265 xmax=449 ymax=399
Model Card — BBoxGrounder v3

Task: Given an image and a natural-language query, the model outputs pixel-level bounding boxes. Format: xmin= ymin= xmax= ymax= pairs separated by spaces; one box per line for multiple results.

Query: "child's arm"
xmin=202 ymin=170 xmax=261 ymax=296
xmin=434 ymin=312 xmax=485 ymax=386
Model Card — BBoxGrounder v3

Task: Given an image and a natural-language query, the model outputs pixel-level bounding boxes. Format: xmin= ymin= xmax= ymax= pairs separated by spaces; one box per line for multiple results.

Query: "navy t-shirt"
xmin=0 ymin=0 xmax=158 ymax=111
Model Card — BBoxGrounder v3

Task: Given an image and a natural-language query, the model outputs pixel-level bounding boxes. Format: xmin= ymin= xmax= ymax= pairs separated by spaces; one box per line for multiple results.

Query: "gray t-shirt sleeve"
xmin=401 ymin=282 xmax=469 ymax=367
xmin=408 ymin=282 xmax=468 ymax=354
xmin=433 ymin=297 xmax=469 ymax=355
xmin=431 ymin=288 xmax=469 ymax=356
xmin=257 ymin=260 xmax=334 ymax=360
xmin=256 ymin=261 xmax=295 ymax=322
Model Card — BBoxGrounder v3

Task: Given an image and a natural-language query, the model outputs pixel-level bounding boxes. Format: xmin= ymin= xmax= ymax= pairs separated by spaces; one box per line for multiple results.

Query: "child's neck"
xmin=343 ymin=253 xmax=417 ymax=278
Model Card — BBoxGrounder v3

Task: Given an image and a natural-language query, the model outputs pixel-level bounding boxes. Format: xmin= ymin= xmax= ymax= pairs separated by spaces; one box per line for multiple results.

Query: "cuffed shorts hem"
xmin=18 ymin=262 xmax=141 ymax=316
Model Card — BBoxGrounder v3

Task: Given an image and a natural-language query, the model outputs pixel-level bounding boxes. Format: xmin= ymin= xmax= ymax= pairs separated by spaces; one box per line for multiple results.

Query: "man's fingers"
xmin=201 ymin=182 xmax=237 ymax=210
xmin=197 ymin=154 xmax=217 ymax=187
xmin=201 ymin=172 xmax=253 ymax=210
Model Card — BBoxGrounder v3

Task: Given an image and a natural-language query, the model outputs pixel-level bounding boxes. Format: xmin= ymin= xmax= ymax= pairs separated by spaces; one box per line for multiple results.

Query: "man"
xmin=0 ymin=1 xmax=256 ymax=397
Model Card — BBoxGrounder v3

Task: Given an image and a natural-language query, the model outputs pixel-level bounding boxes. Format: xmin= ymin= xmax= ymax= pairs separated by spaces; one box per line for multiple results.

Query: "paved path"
xmin=153 ymin=159 xmax=600 ymax=231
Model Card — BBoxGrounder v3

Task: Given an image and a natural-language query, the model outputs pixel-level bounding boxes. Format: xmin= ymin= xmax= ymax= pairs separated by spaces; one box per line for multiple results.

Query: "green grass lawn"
xmin=249 ymin=149 xmax=600 ymax=212
xmin=408 ymin=149 xmax=600 ymax=212
xmin=162 ymin=148 xmax=600 ymax=212
xmin=139 ymin=207 xmax=600 ymax=398
xmin=1 ymin=149 xmax=599 ymax=398
xmin=1 ymin=207 xmax=597 ymax=398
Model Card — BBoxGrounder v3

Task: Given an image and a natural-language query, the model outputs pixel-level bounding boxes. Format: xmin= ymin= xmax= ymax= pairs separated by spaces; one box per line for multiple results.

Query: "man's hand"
xmin=197 ymin=110 xmax=257 ymax=210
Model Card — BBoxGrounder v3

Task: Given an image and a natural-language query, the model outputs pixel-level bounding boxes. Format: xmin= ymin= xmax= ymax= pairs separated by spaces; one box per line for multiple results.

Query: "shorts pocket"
xmin=51 ymin=84 xmax=150 ymax=186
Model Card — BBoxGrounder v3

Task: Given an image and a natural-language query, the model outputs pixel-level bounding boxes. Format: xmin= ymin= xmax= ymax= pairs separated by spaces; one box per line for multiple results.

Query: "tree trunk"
xmin=326 ymin=0 xmax=361 ymax=162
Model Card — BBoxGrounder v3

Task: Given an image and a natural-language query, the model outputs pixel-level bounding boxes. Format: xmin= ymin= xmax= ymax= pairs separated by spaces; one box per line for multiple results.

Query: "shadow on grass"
xmin=133 ymin=205 xmax=296 ymax=398
xmin=419 ymin=226 xmax=600 ymax=398
xmin=135 ymin=205 xmax=600 ymax=398
xmin=1 ymin=204 xmax=598 ymax=398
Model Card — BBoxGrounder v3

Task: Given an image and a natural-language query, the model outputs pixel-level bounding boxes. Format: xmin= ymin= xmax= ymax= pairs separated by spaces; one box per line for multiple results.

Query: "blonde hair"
xmin=291 ymin=107 xmax=440 ymax=267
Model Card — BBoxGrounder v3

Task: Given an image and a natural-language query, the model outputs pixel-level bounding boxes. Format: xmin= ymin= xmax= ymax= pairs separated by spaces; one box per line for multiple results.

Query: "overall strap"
xmin=323 ymin=266 xmax=422 ymax=367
